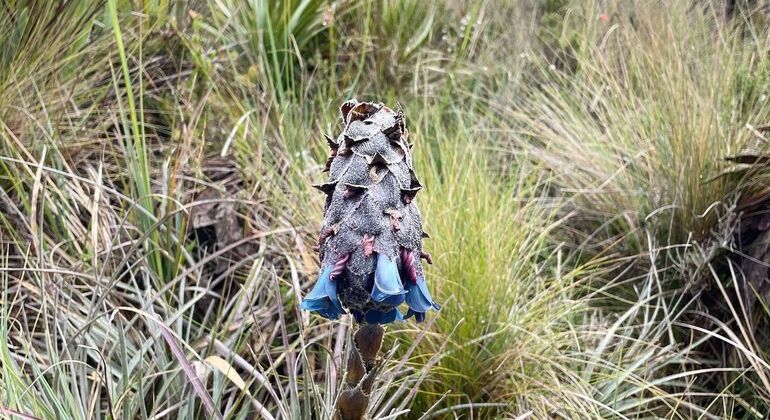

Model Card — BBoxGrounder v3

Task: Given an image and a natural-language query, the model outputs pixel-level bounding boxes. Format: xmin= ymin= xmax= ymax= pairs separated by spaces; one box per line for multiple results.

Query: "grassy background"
xmin=2 ymin=0 xmax=770 ymax=418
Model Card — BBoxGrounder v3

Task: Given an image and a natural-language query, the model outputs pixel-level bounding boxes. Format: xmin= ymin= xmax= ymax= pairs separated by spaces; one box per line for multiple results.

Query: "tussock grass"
xmin=512 ymin=1 xmax=770 ymax=251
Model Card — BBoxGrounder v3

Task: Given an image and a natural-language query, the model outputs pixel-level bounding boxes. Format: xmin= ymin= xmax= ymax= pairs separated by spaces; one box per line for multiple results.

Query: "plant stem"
xmin=334 ymin=324 xmax=385 ymax=420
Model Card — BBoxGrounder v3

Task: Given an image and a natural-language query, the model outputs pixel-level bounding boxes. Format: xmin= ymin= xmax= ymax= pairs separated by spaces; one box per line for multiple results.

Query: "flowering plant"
xmin=302 ymin=100 xmax=439 ymax=324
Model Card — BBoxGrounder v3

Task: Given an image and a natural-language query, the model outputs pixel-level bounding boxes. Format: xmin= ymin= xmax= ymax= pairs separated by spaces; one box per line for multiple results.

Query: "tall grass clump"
xmin=386 ymin=99 xmax=753 ymax=418
xmin=0 ymin=3 xmax=328 ymax=418
xmin=395 ymin=102 xmax=579 ymax=416
xmin=203 ymin=0 xmax=340 ymax=106
xmin=513 ymin=1 xmax=770 ymax=252
xmin=507 ymin=0 xmax=770 ymax=416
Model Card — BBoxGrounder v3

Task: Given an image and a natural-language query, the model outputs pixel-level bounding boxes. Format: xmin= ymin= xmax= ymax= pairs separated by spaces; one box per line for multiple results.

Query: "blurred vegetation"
xmin=2 ymin=0 xmax=770 ymax=419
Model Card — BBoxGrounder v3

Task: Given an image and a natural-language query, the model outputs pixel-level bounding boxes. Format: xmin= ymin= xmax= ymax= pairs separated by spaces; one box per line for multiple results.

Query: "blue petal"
xmin=352 ymin=310 xmax=365 ymax=323
xmin=300 ymin=265 xmax=342 ymax=320
xmin=302 ymin=298 xmax=328 ymax=311
xmin=395 ymin=308 xmax=405 ymax=321
xmin=417 ymin=278 xmax=440 ymax=310
xmin=317 ymin=305 xmax=343 ymax=320
xmin=371 ymin=254 xmax=406 ymax=305
xmin=363 ymin=307 xmax=403 ymax=324
xmin=404 ymin=276 xmax=439 ymax=322
xmin=304 ymin=265 xmax=333 ymax=301
xmin=405 ymin=308 xmax=426 ymax=322
xmin=325 ymin=276 xmax=342 ymax=313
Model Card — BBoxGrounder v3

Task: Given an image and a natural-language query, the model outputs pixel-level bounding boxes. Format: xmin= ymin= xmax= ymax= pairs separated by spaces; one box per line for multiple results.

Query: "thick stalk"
xmin=334 ymin=324 xmax=385 ymax=420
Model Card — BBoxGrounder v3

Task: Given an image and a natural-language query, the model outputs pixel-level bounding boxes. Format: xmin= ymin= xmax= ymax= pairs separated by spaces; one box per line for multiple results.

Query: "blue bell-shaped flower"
xmin=371 ymin=253 xmax=406 ymax=306
xmin=363 ymin=307 xmax=404 ymax=324
xmin=405 ymin=276 xmax=440 ymax=322
xmin=300 ymin=265 xmax=343 ymax=320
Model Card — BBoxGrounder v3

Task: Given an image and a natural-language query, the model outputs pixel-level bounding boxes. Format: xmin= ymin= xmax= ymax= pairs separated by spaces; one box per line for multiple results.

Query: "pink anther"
xmin=401 ymin=248 xmax=418 ymax=283
xmin=330 ymin=254 xmax=350 ymax=280
xmin=363 ymin=235 xmax=375 ymax=257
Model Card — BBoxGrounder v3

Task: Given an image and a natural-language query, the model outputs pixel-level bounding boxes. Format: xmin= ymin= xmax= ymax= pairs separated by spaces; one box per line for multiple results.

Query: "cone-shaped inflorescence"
xmin=301 ymin=99 xmax=439 ymax=324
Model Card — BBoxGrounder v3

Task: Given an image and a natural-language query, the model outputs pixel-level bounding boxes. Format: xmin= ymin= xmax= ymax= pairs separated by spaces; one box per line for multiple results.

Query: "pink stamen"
xmin=363 ymin=235 xmax=375 ymax=257
xmin=401 ymin=248 xmax=418 ymax=283
xmin=318 ymin=227 xmax=335 ymax=245
xmin=330 ymin=254 xmax=350 ymax=280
